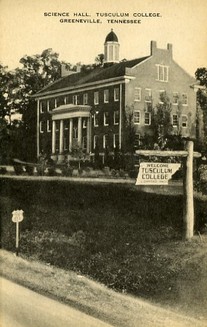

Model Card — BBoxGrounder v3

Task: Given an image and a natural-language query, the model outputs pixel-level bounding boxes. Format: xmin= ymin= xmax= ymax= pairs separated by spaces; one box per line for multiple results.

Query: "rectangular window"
xmin=72 ymin=95 xmax=78 ymax=105
xmin=94 ymin=113 xmax=99 ymax=127
xmin=172 ymin=114 xmax=178 ymax=127
xmin=56 ymin=97 xmax=65 ymax=107
xmin=113 ymin=134 xmax=119 ymax=148
xmin=64 ymin=137 xmax=68 ymax=151
xmin=83 ymin=93 xmax=88 ymax=105
xmin=173 ymin=92 xmax=179 ymax=105
xmin=94 ymin=91 xmax=99 ymax=105
xmin=182 ymin=93 xmax=188 ymax=105
xmin=40 ymin=101 xmax=47 ymax=113
xmin=156 ymin=64 xmax=169 ymax=82
xmin=144 ymin=112 xmax=151 ymax=125
xmin=49 ymin=98 xmax=56 ymax=110
xmin=47 ymin=120 xmax=52 ymax=132
xmin=104 ymin=112 xmax=109 ymax=126
xmin=145 ymin=89 xmax=152 ymax=102
xmin=181 ymin=115 xmax=188 ymax=128
xmin=134 ymin=111 xmax=141 ymax=124
xmin=114 ymin=111 xmax=119 ymax=125
xmin=40 ymin=121 xmax=44 ymax=133
xmin=104 ymin=89 xmax=109 ymax=103
xmin=114 ymin=87 xmax=119 ymax=101
xmin=94 ymin=135 xmax=98 ymax=149
xmin=134 ymin=87 xmax=141 ymax=102
xmin=65 ymin=96 xmax=70 ymax=104
xmin=159 ymin=90 xmax=166 ymax=104
xmin=103 ymin=134 xmax=109 ymax=149
xmin=64 ymin=120 xmax=69 ymax=130
xmin=134 ymin=133 xmax=141 ymax=148
xmin=82 ymin=136 xmax=87 ymax=149
xmin=55 ymin=121 xmax=60 ymax=132
xmin=55 ymin=99 xmax=57 ymax=108
xmin=83 ymin=119 xmax=87 ymax=129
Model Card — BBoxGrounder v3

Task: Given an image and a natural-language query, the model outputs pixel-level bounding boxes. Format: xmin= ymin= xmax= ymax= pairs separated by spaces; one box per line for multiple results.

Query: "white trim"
xmin=47 ymin=120 xmax=52 ymax=132
xmin=40 ymin=121 xmax=44 ymax=133
xmin=156 ymin=64 xmax=169 ymax=82
xmin=114 ymin=111 xmax=119 ymax=125
xmin=119 ymin=84 xmax=122 ymax=149
xmin=181 ymin=114 xmax=188 ymax=128
xmin=145 ymin=88 xmax=152 ymax=103
xmin=103 ymin=134 xmax=108 ymax=149
xmin=37 ymin=99 xmax=40 ymax=157
xmin=134 ymin=110 xmax=141 ymax=124
xmin=172 ymin=92 xmax=179 ymax=105
xmin=113 ymin=133 xmax=119 ymax=148
xmin=159 ymin=90 xmax=165 ymax=104
xmin=144 ymin=112 xmax=151 ymax=125
xmin=104 ymin=112 xmax=109 ymax=126
xmin=182 ymin=93 xmax=188 ymax=106
xmin=134 ymin=87 xmax=141 ymax=102
xmin=83 ymin=93 xmax=88 ymax=105
xmin=94 ymin=91 xmax=99 ymax=105
xmin=34 ymin=76 xmax=134 ymax=99
xmin=93 ymin=135 xmax=98 ymax=148
xmin=40 ymin=102 xmax=43 ymax=114
xmin=94 ymin=113 xmax=99 ymax=127
xmin=104 ymin=89 xmax=109 ymax=103
xmin=114 ymin=87 xmax=119 ymax=101
xmin=131 ymin=56 xmax=152 ymax=69
xmin=172 ymin=114 xmax=178 ymax=127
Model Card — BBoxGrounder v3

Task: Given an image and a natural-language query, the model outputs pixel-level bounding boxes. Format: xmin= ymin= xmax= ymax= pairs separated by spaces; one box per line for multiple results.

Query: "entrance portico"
xmin=51 ymin=104 xmax=91 ymax=162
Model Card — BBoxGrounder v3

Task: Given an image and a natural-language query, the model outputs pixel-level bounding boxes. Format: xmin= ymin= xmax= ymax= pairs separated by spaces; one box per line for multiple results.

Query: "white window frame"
xmin=83 ymin=93 xmax=88 ymax=105
xmin=64 ymin=137 xmax=68 ymax=151
xmin=159 ymin=90 xmax=166 ymax=104
xmin=134 ymin=133 xmax=141 ymax=147
xmin=172 ymin=114 xmax=178 ymax=127
xmin=94 ymin=91 xmax=99 ymax=105
xmin=94 ymin=135 xmax=98 ymax=148
xmin=182 ymin=93 xmax=188 ymax=106
xmin=83 ymin=119 xmax=87 ymax=129
xmin=104 ymin=89 xmax=109 ymax=103
xmin=47 ymin=100 xmax=50 ymax=112
xmin=156 ymin=64 xmax=169 ymax=82
xmin=47 ymin=120 xmax=51 ymax=132
xmin=114 ymin=111 xmax=119 ymax=125
xmin=55 ymin=99 xmax=57 ymax=108
xmin=94 ymin=113 xmax=99 ymax=127
xmin=40 ymin=102 xmax=43 ymax=114
xmin=134 ymin=110 xmax=141 ymax=124
xmin=114 ymin=87 xmax=119 ymax=101
xmin=82 ymin=136 xmax=87 ymax=149
xmin=104 ymin=112 xmax=109 ymax=126
xmin=40 ymin=121 xmax=44 ymax=133
xmin=181 ymin=115 xmax=188 ymax=128
xmin=72 ymin=95 xmax=78 ymax=105
xmin=134 ymin=87 xmax=141 ymax=102
xmin=145 ymin=88 xmax=152 ymax=103
xmin=113 ymin=134 xmax=119 ymax=148
xmin=103 ymin=134 xmax=109 ymax=149
xmin=64 ymin=120 xmax=69 ymax=130
xmin=144 ymin=112 xmax=151 ymax=125
xmin=172 ymin=92 xmax=179 ymax=105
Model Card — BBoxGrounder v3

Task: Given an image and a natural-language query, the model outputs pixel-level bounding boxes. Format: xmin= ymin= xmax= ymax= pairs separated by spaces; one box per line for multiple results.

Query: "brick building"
xmin=34 ymin=29 xmax=197 ymax=162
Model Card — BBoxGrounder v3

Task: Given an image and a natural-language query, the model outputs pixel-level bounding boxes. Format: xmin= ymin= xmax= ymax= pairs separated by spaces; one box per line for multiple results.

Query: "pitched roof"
xmin=36 ymin=56 xmax=150 ymax=95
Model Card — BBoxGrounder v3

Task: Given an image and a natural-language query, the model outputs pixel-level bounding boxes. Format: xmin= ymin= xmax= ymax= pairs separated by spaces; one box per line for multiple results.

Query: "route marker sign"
xmin=12 ymin=210 xmax=24 ymax=256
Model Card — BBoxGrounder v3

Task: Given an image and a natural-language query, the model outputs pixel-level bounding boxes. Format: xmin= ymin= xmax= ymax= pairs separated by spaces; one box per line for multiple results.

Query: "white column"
xmin=78 ymin=117 xmax=82 ymax=147
xmin=37 ymin=100 xmax=40 ymax=157
xmin=52 ymin=120 xmax=56 ymax=154
xmin=59 ymin=119 xmax=64 ymax=154
xmin=87 ymin=117 xmax=90 ymax=153
xmin=69 ymin=119 xmax=73 ymax=152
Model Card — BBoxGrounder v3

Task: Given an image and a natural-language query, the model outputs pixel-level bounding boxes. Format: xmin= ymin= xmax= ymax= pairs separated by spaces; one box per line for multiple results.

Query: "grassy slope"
xmin=0 ymin=177 xmax=207 ymax=320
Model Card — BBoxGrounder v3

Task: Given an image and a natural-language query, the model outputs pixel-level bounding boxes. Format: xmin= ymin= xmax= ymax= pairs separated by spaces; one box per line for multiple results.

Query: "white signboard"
xmin=12 ymin=210 xmax=24 ymax=223
xmin=136 ymin=162 xmax=181 ymax=185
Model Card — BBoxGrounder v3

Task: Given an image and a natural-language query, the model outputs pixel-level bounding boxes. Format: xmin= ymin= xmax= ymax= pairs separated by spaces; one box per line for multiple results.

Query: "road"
xmin=0 ymin=277 xmax=114 ymax=327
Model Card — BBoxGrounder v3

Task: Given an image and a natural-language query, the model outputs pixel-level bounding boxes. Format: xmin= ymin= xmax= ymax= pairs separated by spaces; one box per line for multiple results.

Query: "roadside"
xmin=0 ymin=249 xmax=206 ymax=327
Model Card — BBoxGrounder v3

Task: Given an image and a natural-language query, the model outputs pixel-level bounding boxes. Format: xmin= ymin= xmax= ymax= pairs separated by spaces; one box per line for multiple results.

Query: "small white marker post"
xmin=12 ymin=210 xmax=24 ymax=256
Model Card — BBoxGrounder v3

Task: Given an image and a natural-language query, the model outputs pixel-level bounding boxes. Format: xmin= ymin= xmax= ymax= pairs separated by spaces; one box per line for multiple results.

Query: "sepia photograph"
xmin=0 ymin=0 xmax=207 ymax=326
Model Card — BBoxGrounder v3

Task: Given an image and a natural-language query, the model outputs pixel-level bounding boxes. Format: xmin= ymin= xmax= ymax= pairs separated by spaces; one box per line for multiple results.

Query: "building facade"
xmin=34 ymin=30 xmax=197 ymax=162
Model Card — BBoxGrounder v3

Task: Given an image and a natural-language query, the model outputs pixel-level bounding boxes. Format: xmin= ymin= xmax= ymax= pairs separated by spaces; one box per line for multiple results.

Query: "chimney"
xmin=150 ymin=41 xmax=157 ymax=55
xmin=167 ymin=43 xmax=173 ymax=57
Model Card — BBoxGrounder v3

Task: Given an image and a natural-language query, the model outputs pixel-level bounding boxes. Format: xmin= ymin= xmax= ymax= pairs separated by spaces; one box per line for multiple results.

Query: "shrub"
xmin=13 ymin=164 xmax=24 ymax=175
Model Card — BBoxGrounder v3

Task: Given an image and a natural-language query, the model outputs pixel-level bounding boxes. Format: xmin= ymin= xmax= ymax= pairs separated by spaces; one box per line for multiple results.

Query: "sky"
xmin=0 ymin=0 xmax=207 ymax=77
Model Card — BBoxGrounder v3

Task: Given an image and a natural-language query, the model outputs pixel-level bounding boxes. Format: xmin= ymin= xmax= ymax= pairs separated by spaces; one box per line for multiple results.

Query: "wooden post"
xmin=183 ymin=140 xmax=194 ymax=240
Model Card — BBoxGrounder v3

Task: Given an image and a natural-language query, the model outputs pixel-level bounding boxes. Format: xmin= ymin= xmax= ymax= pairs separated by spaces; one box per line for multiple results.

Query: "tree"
xmin=195 ymin=67 xmax=207 ymax=153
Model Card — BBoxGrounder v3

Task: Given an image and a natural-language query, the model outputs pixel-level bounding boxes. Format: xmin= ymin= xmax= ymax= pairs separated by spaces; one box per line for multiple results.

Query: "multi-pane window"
xmin=134 ymin=133 xmax=141 ymax=148
xmin=114 ymin=111 xmax=119 ymax=125
xmin=114 ymin=87 xmax=119 ymax=101
xmin=113 ymin=134 xmax=119 ymax=148
xmin=144 ymin=112 xmax=151 ymax=125
xmin=156 ymin=64 xmax=169 ymax=82
xmin=104 ymin=112 xmax=109 ymax=126
xmin=94 ymin=113 xmax=99 ymax=127
xmin=173 ymin=92 xmax=179 ymax=105
xmin=94 ymin=135 xmax=98 ymax=149
xmin=82 ymin=136 xmax=87 ymax=149
xmin=83 ymin=93 xmax=88 ymax=105
xmin=182 ymin=93 xmax=188 ymax=105
xmin=134 ymin=87 xmax=141 ymax=101
xmin=40 ymin=101 xmax=47 ymax=113
xmin=134 ymin=111 xmax=141 ymax=124
xmin=172 ymin=114 xmax=178 ymax=127
xmin=103 ymin=134 xmax=109 ymax=149
xmin=181 ymin=115 xmax=188 ymax=128
xmin=104 ymin=89 xmax=109 ymax=103
xmin=94 ymin=91 xmax=99 ymax=105
xmin=47 ymin=120 xmax=52 ymax=132
xmin=40 ymin=121 xmax=44 ymax=133
xmin=159 ymin=90 xmax=166 ymax=104
xmin=145 ymin=89 xmax=152 ymax=102
xmin=72 ymin=95 xmax=78 ymax=105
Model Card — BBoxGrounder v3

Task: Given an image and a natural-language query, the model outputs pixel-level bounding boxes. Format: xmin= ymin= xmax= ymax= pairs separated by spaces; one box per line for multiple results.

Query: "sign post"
xmin=136 ymin=142 xmax=201 ymax=240
xmin=12 ymin=210 xmax=24 ymax=256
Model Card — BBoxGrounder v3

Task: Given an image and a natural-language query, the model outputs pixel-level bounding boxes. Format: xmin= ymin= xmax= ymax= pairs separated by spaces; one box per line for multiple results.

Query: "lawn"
xmin=0 ymin=177 xmax=207 ymax=318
